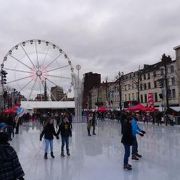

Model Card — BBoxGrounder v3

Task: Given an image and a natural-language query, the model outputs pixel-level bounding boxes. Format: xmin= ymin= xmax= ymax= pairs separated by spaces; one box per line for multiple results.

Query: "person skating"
xmin=87 ymin=112 xmax=92 ymax=136
xmin=57 ymin=116 xmax=72 ymax=157
xmin=92 ymin=112 xmax=96 ymax=135
xmin=131 ymin=113 xmax=146 ymax=160
xmin=120 ymin=111 xmax=127 ymax=134
xmin=0 ymin=125 xmax=25 ymax=180
xmin=15 ymin=116 xmax=20 ymax=134
xmin=40 ymin=117 xmax=58 ymax=159
xmin=121 ymin=116 xmax=133 ymax=170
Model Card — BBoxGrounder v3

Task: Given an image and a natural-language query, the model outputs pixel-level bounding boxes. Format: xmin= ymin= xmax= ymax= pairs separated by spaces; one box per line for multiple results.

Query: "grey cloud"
xmin=0 ymin=0 xmax=180 ymax=94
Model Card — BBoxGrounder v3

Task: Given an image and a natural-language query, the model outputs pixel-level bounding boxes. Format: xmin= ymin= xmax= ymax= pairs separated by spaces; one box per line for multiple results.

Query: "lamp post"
xmin=161 ymin=54 xmax=171 ymax=110
xmin=1 ymin=64 xmax=7 ymax=110
xmin=117 ymin=72 xmax=124 ymax=111
xmin=44 ymin=78 xmax=48 ymax=101
xmin=76 ymin=64 xmax=81 ymax=122
xmin=105 ymin=77 xmax=108 ymax=107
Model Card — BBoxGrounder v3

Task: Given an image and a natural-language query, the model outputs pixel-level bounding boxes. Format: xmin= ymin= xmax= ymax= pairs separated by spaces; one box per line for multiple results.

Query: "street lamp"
xmin=116 ymin=72 xmax=124 ymax=111
xmin=161 ymin=54 xmax=171 ymax=110
xmin=75 ymin=64 xmax=82 ymax=122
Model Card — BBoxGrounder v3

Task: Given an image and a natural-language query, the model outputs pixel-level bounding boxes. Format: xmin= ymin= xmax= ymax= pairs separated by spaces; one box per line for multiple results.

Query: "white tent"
xmin=21 ymin=101 xmax=75 ymax=110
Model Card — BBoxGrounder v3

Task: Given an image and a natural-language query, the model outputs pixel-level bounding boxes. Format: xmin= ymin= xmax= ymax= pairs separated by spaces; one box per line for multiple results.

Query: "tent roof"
xmin=21 ymin=101 xmax=75 ymax=110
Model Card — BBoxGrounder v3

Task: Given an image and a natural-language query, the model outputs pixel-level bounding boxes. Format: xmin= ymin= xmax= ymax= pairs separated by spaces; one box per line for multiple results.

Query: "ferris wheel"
xmin=1 ymin=39 xmax=74 ymax=101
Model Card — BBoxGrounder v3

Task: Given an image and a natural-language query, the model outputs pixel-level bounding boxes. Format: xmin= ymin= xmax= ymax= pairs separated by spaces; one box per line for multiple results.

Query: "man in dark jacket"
xmin=121 ymin=116 xmax=133 ymax=170
xmin=92 ymin=112 xmax=96 ymax=135
xmin=57 ymin=116 xmax=72 ymax=157
xmin=0 ymin=126 xmax=25 ymax=180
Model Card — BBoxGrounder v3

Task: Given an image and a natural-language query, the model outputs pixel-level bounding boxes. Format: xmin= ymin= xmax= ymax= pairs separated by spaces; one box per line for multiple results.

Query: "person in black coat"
xmin=57 ymin=116 xmax=72 ymax=157
xmin=40 ymin=118 xmax=58 ymax=159
xmin=91 ymin=112 xmax=96 ymax=135
xmin=0 ymin=127 xmax=25 ymax=180
xmin=121 ymin=116 xmax=133 ymax=170
xmin=120 ymin=111 xmax=127 ymax=134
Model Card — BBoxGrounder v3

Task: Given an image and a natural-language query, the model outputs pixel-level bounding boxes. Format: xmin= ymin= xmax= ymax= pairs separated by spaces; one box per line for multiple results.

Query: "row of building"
xmin=82 ymin=45 xmax=180 ymax=110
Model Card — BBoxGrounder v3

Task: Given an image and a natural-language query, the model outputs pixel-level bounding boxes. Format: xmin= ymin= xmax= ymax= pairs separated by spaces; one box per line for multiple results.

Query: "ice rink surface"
xmin=11 ymin=120 xmax=180 ymax=180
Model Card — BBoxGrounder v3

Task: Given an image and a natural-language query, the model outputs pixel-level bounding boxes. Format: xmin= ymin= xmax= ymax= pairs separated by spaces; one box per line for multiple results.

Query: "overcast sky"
xmin=0 ymin=0 xmax=180 ymax=82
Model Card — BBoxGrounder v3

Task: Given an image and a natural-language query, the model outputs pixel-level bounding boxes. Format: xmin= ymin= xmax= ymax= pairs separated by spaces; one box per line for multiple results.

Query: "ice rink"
xmin=11 ymin=120 xmax=180 ymax=180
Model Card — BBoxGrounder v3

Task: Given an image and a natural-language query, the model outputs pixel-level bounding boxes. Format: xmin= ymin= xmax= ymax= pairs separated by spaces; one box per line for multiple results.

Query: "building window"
xmin=132 ymin=83 xmax=134 ymax=89
xmin=160 ymin=68 xmax=164 ymax=75
xmin=140 ymin=75 xmax=142 ymax=81
xmin=140 ymin=84 xmax=143 ymax=91
xmin=155 ymin=93 xmax=158 ymax=102
xmin=148 ymin=82 xmax=151 ymax=89
xmin=129 ymin=94 xmax=131 ymax=100
xmin=132 ymin=93 xmax=135 ymax=100
xmin=144 ymin=94 xmax=147 ymax=103
xmin=170 ymin=65 xmax=174 ymax=73
xmin=172 ymin=89 xmax=176 ymax=98
xmin=168 ymin=89 xmax=172 ymax=98
xmin=128 ymin=84 xmax=131 ymax=90
xmin=153 ymin=71 xmax=156 ymax=77
xmin=125 ymin=94 xmax=127 ymax=101
xmin=167 ymin=78 xmax=170 ymax=86
xmin=144 ymin=83 xmax=147 ymax=90
xmin=154 ymin=81 xmax=157 ymax=88
xmin=125 ymin=85 xmax=127 ymax=91
xmin=136 ymin=92 xmax=138 ymax=100
xmin=144 ymin=74 xmax=146 ymax=80
xmin=148 ymin=73 xmax=150 ymax=79
xmin=171 ymin=77 xmax=175 ymax=86
xmin=141 ymin=95 xmax=143 ymax=103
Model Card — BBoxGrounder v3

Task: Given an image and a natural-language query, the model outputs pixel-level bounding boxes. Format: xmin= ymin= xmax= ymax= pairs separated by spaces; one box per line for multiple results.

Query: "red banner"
xmin=148 ymin=93 xmax=154 ymax=106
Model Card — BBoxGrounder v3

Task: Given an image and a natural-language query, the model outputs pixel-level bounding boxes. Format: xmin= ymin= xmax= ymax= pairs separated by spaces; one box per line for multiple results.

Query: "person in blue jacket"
xmin=131 ymin=113 xmax=146 ymax=160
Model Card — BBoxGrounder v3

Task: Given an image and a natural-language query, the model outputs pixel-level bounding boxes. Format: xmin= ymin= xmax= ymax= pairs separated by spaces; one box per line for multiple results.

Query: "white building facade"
xmin=89 ymin=48 xmax=180 ymax=109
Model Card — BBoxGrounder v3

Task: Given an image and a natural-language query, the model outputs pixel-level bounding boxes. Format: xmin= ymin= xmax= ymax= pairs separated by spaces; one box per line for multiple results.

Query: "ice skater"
xmin=87 ymin=112 xmax=92 ymax=136
xmin=131 ymin=113 xmax=146 ymax=160
xmin=57 ymin=115 xmax=72 ymax=157
xmin=121 ymin=116 xmax=133 ymax=170
xmin=40 ymin=117 xmax=58 ymax=159
xmin=92 ymin=112 xmax=96 ymax=135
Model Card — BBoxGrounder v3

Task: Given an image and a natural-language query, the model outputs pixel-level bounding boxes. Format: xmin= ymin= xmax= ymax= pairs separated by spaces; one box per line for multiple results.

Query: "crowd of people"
xmin=0 ymin=108 xmax=178 ymax=179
